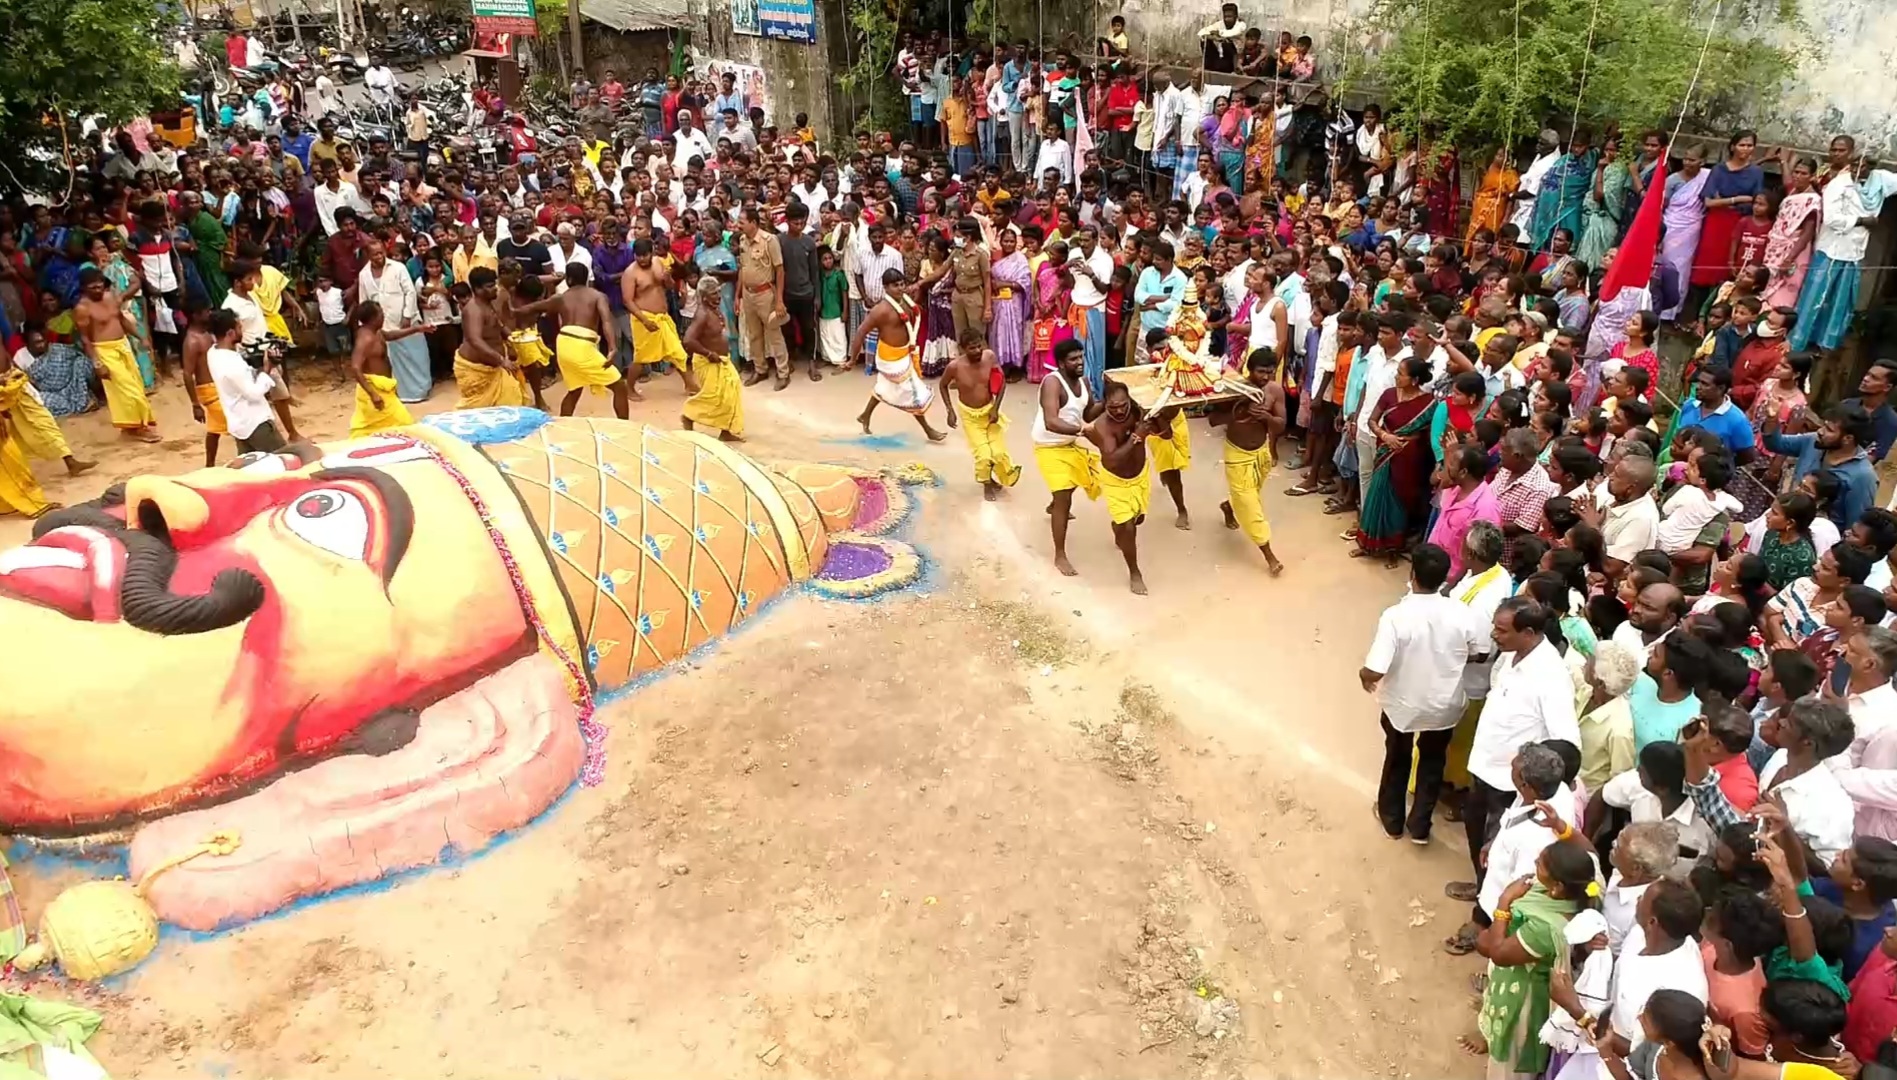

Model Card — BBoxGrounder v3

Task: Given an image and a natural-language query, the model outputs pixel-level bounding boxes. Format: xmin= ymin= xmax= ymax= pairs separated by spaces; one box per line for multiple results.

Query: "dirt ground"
xmin=4 ymin=359 xmax=1489 ymax=1078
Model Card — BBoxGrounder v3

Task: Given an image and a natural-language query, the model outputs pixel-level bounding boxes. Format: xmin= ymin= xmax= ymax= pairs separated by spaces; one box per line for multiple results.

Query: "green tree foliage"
xmin=0 ymin=0 xmax=180 ymax=193
xmin=1356 ymin=0 xmax=1801 ymax=150
xmin=837 ymin=0 xmax=904 ymax=137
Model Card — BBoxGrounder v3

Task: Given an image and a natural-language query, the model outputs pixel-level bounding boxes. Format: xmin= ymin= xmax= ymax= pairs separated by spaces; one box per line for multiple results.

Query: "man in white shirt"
xmin=671 ymin=111 xmax=714 ymax=174
xmin=364 ymin=62 xmax=397 ymax=113
xmin=1609 ymin=878 xmax=1709 ymax=1053
xmin=1470 ymin=745 xmax=1575 ymax=926
xmin=1600 ymin=821 xmax=1678 ymax=952
xmin=547 ymin=224 xmax=593 ymax=292
xmin=1459 ymin=594 xmax=1581 ymax=894
xmin=1754 ymin=698 xmax=1859 ymax=864
xmin=1066 ymin=226 xmax=1115 ymax=397
xmin=1363 ymin=543 xmax=1484 ymax=842
xmin=1509 ymin=130 xmax=1562 ymax=234
xmin=1791 ymin=135 xmax=1897 ymax=354
xmin=1600 ymin=744 xmax=1715 ymax=863
xmin=313 ymin=160 xmax=370 ymax=236
xmin=204 ymin=308 xmax=286 ymax=453
xmin=1586 ymin=452 xmax=1660 ymax=578
xmin=1352 ymin=314 xmax=1410 ymax=505
xmin=312 ymin=73 xmax=342 ymax=121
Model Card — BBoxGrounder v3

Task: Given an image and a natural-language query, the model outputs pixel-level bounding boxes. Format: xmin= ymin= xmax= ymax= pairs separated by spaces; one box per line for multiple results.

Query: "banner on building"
xmin=472 ymin=0 xmax=537 ymax=37
xmin=757 ymin=0 xmax=815 ymax=42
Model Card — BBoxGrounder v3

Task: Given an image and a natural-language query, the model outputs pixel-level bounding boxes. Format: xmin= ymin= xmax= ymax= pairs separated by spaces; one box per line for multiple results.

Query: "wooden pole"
xmin=568 ymin=0 xmax=585 ymax=75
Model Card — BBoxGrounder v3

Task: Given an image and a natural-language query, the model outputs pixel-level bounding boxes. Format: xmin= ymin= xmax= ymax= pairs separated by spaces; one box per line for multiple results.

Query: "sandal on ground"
xmin=1444 ymin=880 xmax=1479 ymax=903
xmin=1442 ymin=924 xmax=1479 ymax=955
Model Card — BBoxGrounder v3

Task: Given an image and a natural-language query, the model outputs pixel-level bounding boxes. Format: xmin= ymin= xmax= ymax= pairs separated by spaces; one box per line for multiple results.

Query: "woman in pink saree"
xmin=988 ymin=230 xmax=1032 ymax=378
xmin=1029 ymin=243 xmax=1074 ymax=382
xmin=1761 ymin=156 xmax=1822 ymax=310
xmin=1656 ymin=146 xmax=1709 ymax=321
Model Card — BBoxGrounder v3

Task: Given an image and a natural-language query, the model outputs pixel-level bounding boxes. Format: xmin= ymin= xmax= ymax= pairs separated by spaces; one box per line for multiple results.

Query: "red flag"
xmin=1599 ymin=153 xmax=1668 ymax=303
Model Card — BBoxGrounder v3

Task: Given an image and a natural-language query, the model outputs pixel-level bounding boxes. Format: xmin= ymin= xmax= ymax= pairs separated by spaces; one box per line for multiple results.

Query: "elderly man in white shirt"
xmin=1363 ymin=542 xmax=1485 ymax=843
xmin=1456 ymin=594 xmax=1581 ymax=899
xmin=1469 ymin=742 xmax=1574 ymax=926
xmin=1587 ymin=451 xmax=1660 ymax=578
xmin=1600 ymin=821 xmax=1680 ymax=953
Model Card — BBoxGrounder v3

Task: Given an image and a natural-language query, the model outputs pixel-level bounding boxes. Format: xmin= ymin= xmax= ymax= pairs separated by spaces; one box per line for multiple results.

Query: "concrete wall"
xmin=1755 ymin=0 xmax=1897 ymax=156
xmin=685 ymin=0 xmax=836 ymax=139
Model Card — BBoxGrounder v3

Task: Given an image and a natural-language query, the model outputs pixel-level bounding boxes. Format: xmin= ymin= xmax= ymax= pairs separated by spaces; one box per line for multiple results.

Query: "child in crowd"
xmin=316 ymin=274 xmax=348 ymax=356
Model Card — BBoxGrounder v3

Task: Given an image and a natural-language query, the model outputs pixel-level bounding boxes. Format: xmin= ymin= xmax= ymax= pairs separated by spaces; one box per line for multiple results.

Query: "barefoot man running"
xmin=554 ymin=263 xmax=631 ymax=419
xmin=680 ymin=276 xmax=745 ymax=441
xmin=1210 ymin=346 xmax=1288 ymax=575
xmin=1083 ymin=379 xmax=1154 ymax=595
xmin=940 ymin=328 xmax=1021 ymax=500
xmin=848 ymin=267 xmax=947 ymax=442
xmin=1032 ymin=338 xmax=1101 ymax=576
xmin=74 ymin=267 xmax=160 ymax=443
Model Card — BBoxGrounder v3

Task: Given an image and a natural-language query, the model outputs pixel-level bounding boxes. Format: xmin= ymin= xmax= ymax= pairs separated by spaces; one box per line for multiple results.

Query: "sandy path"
xmin=4 ymin=361 xmax=1485 ymax=1078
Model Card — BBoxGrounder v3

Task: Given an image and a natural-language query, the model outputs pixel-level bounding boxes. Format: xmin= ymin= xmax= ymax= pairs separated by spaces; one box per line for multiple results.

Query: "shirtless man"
xmin=456 ymin=266 xmax=521 ymax=401
xmin=73 ymin=267 xmax=160 ymax=442
xmin=847 ymin=268 xmax=947 ymax=442
xmin=555 ymin=262 xmax=630 ymax=419
xmin=348 ymin=299 xmax=431 ymax=435
xmin=623 ymin=237 xmax=687 ymax=389
xmin=679 ymin=276 xmax=743 ymax=441
xmin=179 ymin=304 xmax=224 ymax=466
xmin=1082 ymin=380 xmax=1155 ymax=595
xmin=499 ymin=268 xmax=557 ymax=410
xmin=1210 ymin=346 xmax=1288 ymax=575
xmin=939 ymin=329 xmax=1021 ymax=500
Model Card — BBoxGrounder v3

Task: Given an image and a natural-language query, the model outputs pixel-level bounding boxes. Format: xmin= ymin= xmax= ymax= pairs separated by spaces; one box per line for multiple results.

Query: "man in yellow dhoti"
xmin=627 ymin=238 xmax=687 ymax=380
xmin=73 ymin=269 xmax=160 ymax=443
xmin=939 ymin=330 xmax=1021 ymax=500
xmin=551 ymin=264 xmax=630 ymax=419
xmin=1210 ymin=350 xmax=1287 ymax=575
xmin=679 ymin=278 xmax=744 ymax=441
xmin=1032 ymin=339 xmax=1101 ymax=577
xmin=456 ymin=267 xmax=527 ymax=410
xmin=1082 ymin=379 xmax=1154 ymax=595
xmin=0 ymin=367 xmax=93 ymax=477
xmin=0 ymin=413 xmax=50 ymax=517
xmin=1146 ymin=406 xmax=1191 ymax=529
xmin=348 ymin=300 xmax=427 ymax=437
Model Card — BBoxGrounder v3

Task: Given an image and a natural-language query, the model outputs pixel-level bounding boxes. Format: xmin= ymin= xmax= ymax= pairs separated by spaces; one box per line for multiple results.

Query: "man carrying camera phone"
xmin=205 ymin=308 xmax=290 ymax=454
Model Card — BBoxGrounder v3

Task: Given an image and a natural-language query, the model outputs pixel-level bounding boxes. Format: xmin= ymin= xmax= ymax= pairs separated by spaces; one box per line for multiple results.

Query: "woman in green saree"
xmin=1354 ymin=355 xmax=1441 ymax=566
xmin=1578 ymin=135 xmax=1628 ymax=272
xmin=182 ymin=192 xmax=230 ymax=306
xmin=1462 ymin=828 xmax=1599 ymax=1078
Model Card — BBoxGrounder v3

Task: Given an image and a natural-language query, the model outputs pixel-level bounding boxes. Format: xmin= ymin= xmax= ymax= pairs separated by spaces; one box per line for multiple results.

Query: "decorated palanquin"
xmin=0 ymin=409 xmax=928 ymax=939
xmin=1157 ymin=282 xmax=1219 ymax=398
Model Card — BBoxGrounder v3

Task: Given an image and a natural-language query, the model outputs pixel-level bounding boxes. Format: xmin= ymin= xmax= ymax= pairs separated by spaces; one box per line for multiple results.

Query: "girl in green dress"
xmin=1757 ymin=492 xmax=1819 ymax=591
xmin=1464 ymin=833 xmax=1599 ymax=1077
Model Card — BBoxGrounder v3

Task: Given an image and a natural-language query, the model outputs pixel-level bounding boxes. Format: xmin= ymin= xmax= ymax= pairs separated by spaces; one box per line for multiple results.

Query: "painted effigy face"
xmin=0 ymin=435 xmax=531 ymax=835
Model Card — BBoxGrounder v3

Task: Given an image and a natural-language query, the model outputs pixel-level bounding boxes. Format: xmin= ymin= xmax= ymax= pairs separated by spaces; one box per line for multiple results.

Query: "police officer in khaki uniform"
xmin=735 ymin=205 xmax=791 ymax=389
xmin=948 ymin=217 xmax=991 ymax=342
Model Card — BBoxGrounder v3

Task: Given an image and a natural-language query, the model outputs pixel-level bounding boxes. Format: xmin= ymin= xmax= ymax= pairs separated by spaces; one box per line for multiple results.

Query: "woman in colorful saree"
xmin=1354 ymin=354 xmax=1439 ymax=564
xmin=1577 ymin=135 xmax=1628 ymax=273
xmin=1466 ymin=147 xmax=1520 ymax=250
xmin=1656 ymin=146 xmax=1710 ymax=320
xmin=1760 ymin=157 xmax=1822 ymax=310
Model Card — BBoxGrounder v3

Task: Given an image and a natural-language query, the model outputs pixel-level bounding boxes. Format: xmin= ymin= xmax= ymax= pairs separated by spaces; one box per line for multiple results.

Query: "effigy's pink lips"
xmin=0 ymin=526 xmax=125 ymax=623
